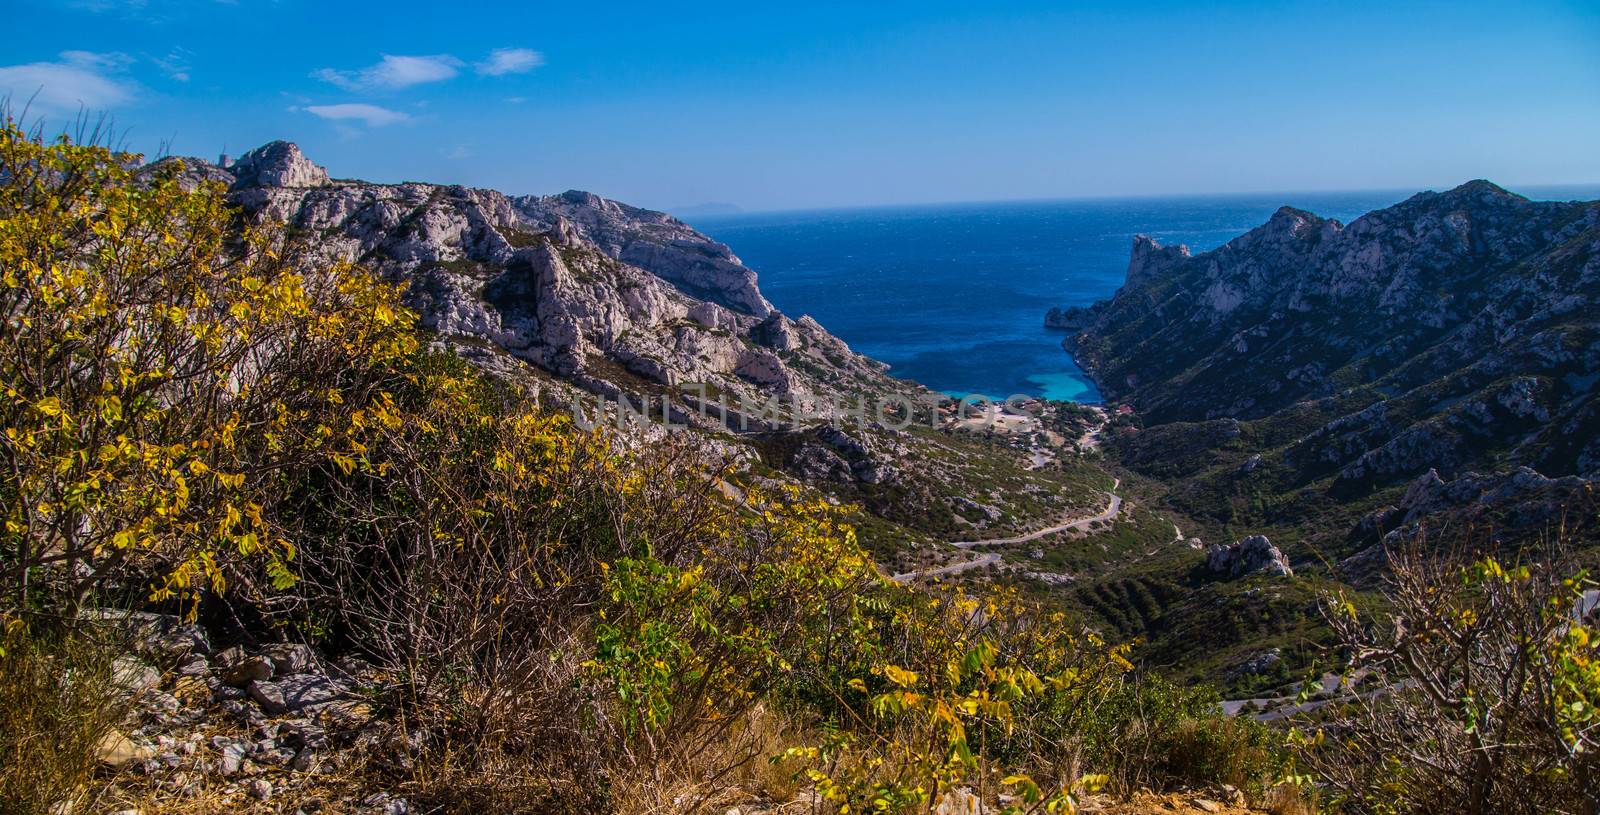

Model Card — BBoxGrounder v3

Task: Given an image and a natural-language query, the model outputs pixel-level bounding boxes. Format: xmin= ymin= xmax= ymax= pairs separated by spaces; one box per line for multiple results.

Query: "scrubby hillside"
xmin=2 ymin=124 xmax=1305 ymax=815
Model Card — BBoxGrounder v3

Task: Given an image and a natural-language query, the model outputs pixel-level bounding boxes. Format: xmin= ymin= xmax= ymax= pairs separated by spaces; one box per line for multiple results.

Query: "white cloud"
xmin=504 ymin=96 xmax=528 ymax=105
xmin=313 ymin=54 xmax=461 ymax=92
xmin=0 ymin=51 xmax=136 ymax=113
xmin=59 ymin=50 xmax=134 ymax=71
xmin=300 ymin=103 xmax=410 ymax=127
xmin=442 ymin=145 xmax=472 ymax=160
xmin=150 ymin=47 xmax=192 ymax=82
xmin=475 ymin=48 xmax=543 ymax=77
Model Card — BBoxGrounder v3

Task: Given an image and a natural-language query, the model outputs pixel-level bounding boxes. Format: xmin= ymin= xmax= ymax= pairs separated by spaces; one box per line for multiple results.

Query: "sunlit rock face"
xmin=171 ymin=142 xmax=900 ymax=419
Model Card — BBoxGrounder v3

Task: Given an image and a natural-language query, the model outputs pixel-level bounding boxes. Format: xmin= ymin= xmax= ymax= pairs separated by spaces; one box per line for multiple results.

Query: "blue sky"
xmin=4 ymin=0 xmax=1598 ymax=211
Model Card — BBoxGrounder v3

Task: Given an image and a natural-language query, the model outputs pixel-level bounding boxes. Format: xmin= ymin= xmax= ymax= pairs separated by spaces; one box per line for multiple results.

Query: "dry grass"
xmin=388 ymin=701 xmax=814 ymax=815
xmin=607 ymin=705 xmax=812 ymax=815
xmin=0 ymin=624 xmax=126 ymax=815
xmin=1257 ymin=784 xmax=1318 ymax=815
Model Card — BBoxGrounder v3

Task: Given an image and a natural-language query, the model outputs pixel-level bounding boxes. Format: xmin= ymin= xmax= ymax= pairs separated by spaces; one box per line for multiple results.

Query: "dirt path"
xmin=891 ymin=551 xmax=1005 ymax=581
xmin=892 ymin=479 xmax=1121 ymax=582
xmin=949 ymin=483 xmax=1121 ymax=550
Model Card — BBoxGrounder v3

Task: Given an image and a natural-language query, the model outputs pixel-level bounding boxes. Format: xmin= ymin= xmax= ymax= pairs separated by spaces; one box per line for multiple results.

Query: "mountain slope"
xmin=1059 ymin=181 xmax=1600 ymax=497
xmin=1037 ymin=183 xmax=1600 ymax=695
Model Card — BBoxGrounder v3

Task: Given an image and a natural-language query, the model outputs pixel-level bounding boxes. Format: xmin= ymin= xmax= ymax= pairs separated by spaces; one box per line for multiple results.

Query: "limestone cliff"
xmin=167 ymin=142 xmax=897 ymax=417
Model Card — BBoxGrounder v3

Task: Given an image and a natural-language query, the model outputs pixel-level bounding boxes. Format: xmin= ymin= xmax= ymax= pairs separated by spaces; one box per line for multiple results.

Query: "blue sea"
xmin=691 ymin=185 xmax=1600 ymax=403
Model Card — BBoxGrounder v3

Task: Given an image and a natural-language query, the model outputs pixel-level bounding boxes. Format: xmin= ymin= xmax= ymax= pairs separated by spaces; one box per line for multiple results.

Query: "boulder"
xmin=112 ymin=656 xmax=162 ymax=693
xmin=248 ymin=674 xmax=346 ymax=715
xmin=215 ymin=740 xmax=248 ymax=776
xmin=260 ymin=643 xmax=318 ymax=676
xmin=175 ymin=653 xmax=211 ymax=677
xmin=222 ymin=656 xmax=274 ymax=687
xmin=79 ymin=608 xmax=210 ymax=657
xmin=1205 ymin=535 xmax=1293 ymax=578
xmin=247 ymin=779 xmax=273 ymax=801
xmin=96 ymin=729 xmax=152 ymax=770
xmin=1229 ymin=647 xmax=1284 ymax=679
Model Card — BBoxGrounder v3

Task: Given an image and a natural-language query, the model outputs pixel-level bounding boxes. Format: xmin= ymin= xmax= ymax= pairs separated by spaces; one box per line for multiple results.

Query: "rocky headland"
xmin=1051 ymin=181 xmax=1599 ymax=545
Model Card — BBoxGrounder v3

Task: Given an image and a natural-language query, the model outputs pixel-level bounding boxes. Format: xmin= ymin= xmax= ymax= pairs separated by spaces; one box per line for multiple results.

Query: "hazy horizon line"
xmin=670 ymin=180 xmax=1600 ymax=222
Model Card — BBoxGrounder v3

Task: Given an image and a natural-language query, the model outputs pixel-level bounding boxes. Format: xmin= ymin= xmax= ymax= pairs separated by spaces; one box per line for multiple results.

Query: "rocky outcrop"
xmin=228 ymin=141 xmax=329 ymax=189
xmin=1345 ymin=466 xmax=1592 ymax=558
xmin=1044 ymin=306 xmax=1089 ymax=331
xmin=1205 ymin=535 xmax=1293 ymax=579
xmin=1227 ymin=647 xmax=1284 ymax=680
xmin=516 ymin=189 xmax=774 ymax=318
xmin=782 ymin=423 xmax=904 ymax=485
xmin=159 ymin=142 xmax=903 ymax=429
xmin=1123 ymin=234 xmax=1193 ymax=291
xmin=1045 ymin=236 xmax=1191 ymax=331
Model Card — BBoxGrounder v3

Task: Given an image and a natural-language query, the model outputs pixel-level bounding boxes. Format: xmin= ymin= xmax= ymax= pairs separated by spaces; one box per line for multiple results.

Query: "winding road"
xmin=892 ymin=479 xmax=1122 ymax=582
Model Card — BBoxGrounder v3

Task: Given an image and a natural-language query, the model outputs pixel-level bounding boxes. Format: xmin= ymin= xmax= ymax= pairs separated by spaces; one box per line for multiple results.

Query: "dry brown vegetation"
xmin=1303 ymin=539 xmax=1600 ymax=814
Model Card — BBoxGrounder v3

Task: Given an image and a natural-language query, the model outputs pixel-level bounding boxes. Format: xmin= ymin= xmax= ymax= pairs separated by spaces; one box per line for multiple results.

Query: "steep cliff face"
xmin=1061 ymin=181 xmax=1600 ymax=490
xmin=188 ymin=141 xmax=894 ymax=412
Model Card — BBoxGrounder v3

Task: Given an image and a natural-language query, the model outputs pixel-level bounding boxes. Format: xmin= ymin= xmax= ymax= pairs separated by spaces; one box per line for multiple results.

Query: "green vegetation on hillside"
xmin=0 ymin=124 xmax=1293 ymax=814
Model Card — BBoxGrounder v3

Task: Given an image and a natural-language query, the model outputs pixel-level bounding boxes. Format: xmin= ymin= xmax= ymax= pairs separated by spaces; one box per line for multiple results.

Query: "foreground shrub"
xmin=280 ymin=355 xmax=885 ymax=809
xmin=767 ymin=584 xmax=1294 ymax=814
xmin=0 ymin=121 xmax=416 ymax=614
xmin=1083 ymin=674 xmax=1285 ymax=797
xmin=1305 ymin=543 xmax=1600 ymax=814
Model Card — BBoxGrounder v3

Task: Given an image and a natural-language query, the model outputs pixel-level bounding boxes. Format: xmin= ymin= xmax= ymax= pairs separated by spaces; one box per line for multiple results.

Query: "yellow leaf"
xmin=883 ymin=664 xmax=918 ymax=688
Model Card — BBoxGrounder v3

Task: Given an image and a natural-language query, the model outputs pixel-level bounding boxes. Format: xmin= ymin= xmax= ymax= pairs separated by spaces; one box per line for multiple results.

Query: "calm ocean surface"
xmin=691 ymin=185 xmax=1600 ymax=403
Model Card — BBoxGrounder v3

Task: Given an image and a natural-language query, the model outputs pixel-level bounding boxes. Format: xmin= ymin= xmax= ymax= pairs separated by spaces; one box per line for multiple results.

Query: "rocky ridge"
xmin=1056 ymin=181 xmax=1600 ymax=494
xmin=1041 ymin=184 xmax=1599 ymax=696
xmin=162 ymin=142 xmax=907 ymax=430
